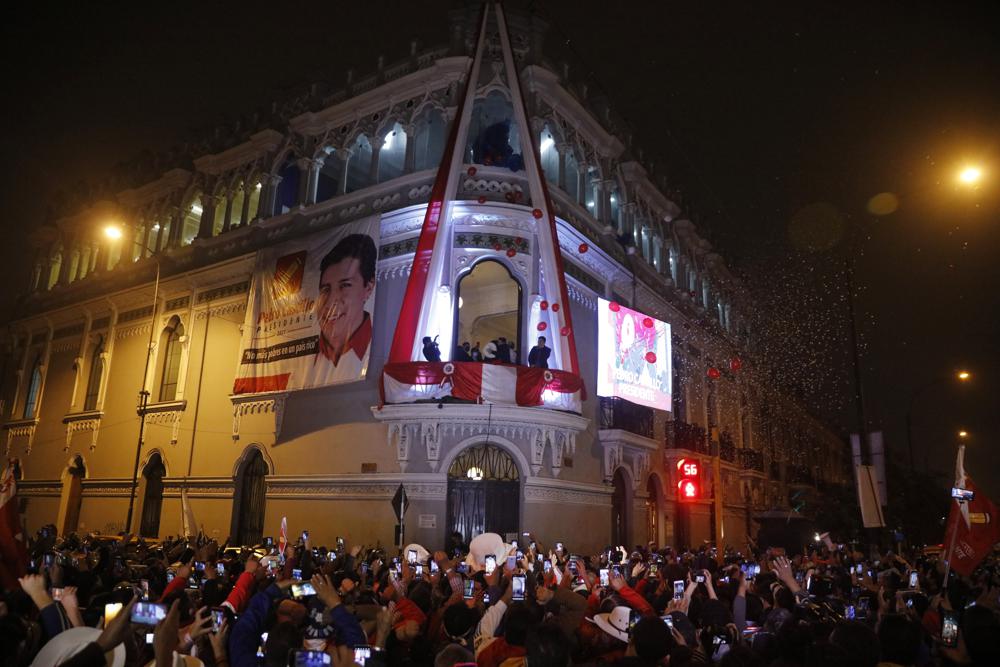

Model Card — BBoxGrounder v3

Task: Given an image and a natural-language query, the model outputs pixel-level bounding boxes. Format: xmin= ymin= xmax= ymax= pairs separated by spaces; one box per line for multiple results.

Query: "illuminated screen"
xmin=596 ymin=298 xmax=672 ymax=411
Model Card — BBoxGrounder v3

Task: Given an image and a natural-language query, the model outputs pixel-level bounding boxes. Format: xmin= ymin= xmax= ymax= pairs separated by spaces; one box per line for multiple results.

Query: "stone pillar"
xmin=221 ymin=195 xmax=234 ymax=234
xmin=403 ymin=124 xmax=416 ymax=173
xmin=336 ymin=149 xmax=353 ymax=196
xmin=369 ymin=144 xmax=381 ymax=184
xmin=197 ymin=194 xmax=219 ymax=239
xmin=556 ymin=143 xmax=570 ymax=191
xmin=260 ymin=174 xmax=281 ymax=219
xmin=302 ymin=158 xmax=325 ymax=205
xmin=239 ymin=184 xmax=253 ymax=226
xmin=295 ymin=158 xmax=312 ymax=207
xmin=576 ymin=162 xmax=588 ymax=206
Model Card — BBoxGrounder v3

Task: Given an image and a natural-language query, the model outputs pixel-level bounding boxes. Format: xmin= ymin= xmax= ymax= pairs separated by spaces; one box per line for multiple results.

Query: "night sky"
xmin=2 ymin=1 xmax=998 ymax=505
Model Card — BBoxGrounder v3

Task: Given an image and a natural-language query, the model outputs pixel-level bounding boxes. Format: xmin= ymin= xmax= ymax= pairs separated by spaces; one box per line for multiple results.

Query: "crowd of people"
xmin=3 ymin=525 xmax=999 ymax=667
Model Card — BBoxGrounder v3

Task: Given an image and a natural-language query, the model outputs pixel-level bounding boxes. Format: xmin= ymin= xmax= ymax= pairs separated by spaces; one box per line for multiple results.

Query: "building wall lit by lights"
xmin=0 ymin=6 xmax=850 ymax=552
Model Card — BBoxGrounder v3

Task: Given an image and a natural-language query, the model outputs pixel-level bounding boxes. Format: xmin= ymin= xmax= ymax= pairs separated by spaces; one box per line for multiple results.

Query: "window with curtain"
xmin=158 ymin=318 xmax=184 ymax=402
xmin=23 ymin=357 xmax=42 ymax=419
xmin=83 ymin=336 xmax=104 ymax=411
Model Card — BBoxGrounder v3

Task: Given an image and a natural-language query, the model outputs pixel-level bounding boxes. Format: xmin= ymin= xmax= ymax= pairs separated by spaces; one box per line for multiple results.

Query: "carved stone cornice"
xmin=140 ymin=400 xmax=187 ymax=446
xmin=523 ymin=477 xmax=612 ymax=507
xmin=62 ymin=410 xmax=103 ymax=452
xmin=229 ymin=392 xmax=288 ymax=441
xmin=3 ymin=418 xmax=39 ymax=455
xmin=597 ymin=428 xmax=658 ymax=489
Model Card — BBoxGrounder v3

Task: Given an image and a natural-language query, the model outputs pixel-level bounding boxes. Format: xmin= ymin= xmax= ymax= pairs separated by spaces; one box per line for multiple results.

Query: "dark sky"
xmin=2 ymin=1 xmax=998 ymax=503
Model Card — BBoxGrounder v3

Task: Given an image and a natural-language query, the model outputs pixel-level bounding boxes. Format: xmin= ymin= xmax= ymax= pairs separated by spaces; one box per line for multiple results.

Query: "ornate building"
xmin=1 ymin=3 xmax=849 ymax=553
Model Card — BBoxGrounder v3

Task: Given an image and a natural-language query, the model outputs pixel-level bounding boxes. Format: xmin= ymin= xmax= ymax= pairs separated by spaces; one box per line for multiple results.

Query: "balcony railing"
xmin=738 ymin=448 xmax=765 ymax=472
xmin=599 ymin=396 xmax=654 ymax=439
xmin=666 ymin=420 xmax=709 ymax=454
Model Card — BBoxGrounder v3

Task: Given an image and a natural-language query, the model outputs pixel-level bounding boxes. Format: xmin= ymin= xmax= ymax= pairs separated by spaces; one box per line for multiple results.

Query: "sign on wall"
xmin=596 ymin=298 xmax=672 ymax=411
xmin=233 ymin=216 xmax=380 ymax=394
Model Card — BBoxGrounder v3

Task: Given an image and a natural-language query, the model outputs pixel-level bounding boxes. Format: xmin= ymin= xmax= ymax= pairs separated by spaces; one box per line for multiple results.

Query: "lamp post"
xmin=104 ymin=225 xmax=160 ymax=535
xmin=904 ymin=370 xmax=971 ymax=472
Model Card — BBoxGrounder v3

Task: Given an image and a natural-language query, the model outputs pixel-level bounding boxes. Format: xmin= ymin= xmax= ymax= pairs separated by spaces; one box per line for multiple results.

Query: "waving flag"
xmin=278 ymin=516 xmax=288 ymax=555
xmin=944 ymin=446 xmax=1000 ymax=576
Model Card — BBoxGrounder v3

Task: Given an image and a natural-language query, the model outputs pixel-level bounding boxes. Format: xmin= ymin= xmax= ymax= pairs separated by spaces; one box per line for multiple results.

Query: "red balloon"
xmin=707 ymin=367 xmax=721 ymax=379
xmin=609 ymin=301 xmax=620 ymax=312
xmin=532 ymin=208 xmax=544 ymax=219
xmin=645 ymin=351 xmax=657 ymax=364
xmin=560 ymin=326 xmax=571 ymax=336
xmin=643 ymin=317 xmax=654 ymax=329
xmin=729 ymin=357 xmax=742 ymax=372
xmin=506 ymin=248 xmax=516 ymax=257
xmin=539 ymin=300 xmax=549 ymax=310
xmin=467 ymin=166 xmax=477 ymax=177
xmin=578 ymin=243 xmax=589 ymax=253
xmin=551 ymin=303 xmax=559 ymax=312
xmin=493 ymin=243 xmax=502 ymax=251
xmin=537 ymin=321 xmax=547 ymax=331
xmin=477 ymin=196 xmax=487 ymax=204
xmin=515 ymin=237 xmax=524 ymax=244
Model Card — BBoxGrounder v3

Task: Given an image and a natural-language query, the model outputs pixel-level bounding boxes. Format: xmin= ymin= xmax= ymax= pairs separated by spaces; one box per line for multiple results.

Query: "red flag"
xmin=0 ymin=462 xmax=29 ymax=589
xmin=944 ymin=476 xmax=1000 ymax=577
xmin=277 ymin=516 xmax=287 ymax=555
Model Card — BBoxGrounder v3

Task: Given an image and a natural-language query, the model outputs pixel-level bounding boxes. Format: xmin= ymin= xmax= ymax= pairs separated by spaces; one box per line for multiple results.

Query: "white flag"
xmin=181 ymin=483 xmax=198 ymax=538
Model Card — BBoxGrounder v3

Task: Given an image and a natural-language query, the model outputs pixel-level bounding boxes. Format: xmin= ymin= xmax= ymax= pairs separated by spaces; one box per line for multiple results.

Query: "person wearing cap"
xmin=582 ymin=605 xmax=632 ymax=664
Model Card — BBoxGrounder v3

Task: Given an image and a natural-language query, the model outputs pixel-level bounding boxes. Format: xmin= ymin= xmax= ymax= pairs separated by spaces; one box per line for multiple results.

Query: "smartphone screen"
xmin=485 ymin=555 xmax=497 ymax=574
xmin=354 ymin=646 xmax=372 ymax=667
xmin=292 ymin=650 xmax=331 ymax=667
xmin=543 ymin=560 xmax=552 ymax=573
xmin=216 ymin=563 xmax=225 ymax=576
xmin=407 ymin=549 xmax=417 ymax=564
xmin=145 ymin=632 xmax=155 ymax=645
xmin=291 ymin=582 xmax=316 ymax=599
xmin=628 ymin=609 xmax=640 ymax=633
xmin=555 ymin=542 xmax=564 ymax=553
xmin=51 ymin=587 xmax=64 ymax=601
xmin=211 ymin=608 xmax=226 ymax=632
xmin=908 ymin=571 xmax=918 ymax=589
xmin=257 ymin=632 xmax=268 ymax=658
xmin=600 ymin=568 xmax=610 ymax=587
xmin=463 ymin=580 xmax=475 ymax=599
xmin=695 ymin=573 xmax=706 ymax=584
xmin=855 ymin=563 xmax=863 ymax=574
xmin=104 ymin=602 xmax=123 ymax=624
xmin=941 ymin=611 xmax=958 ymax=647
xmin=511 ymin=540 xmax=518 ymax=549
xmin=673 ymin=580 xmax=685 ymax=600
xmin=662 ymin=614 xmax=674 ymax=629
xmin=846 ymin=605 xmax=856 ymax=620
xmin=131 ymin=601 xmax=168 ymax=625
xmin=430 ymin=560 xmax=439 ymax=573
xmin=512 ymin=575 xmax=526 ymax=601
xmin=415 ymin=564 xmax=423 ymax=576
xmin=507 ymin=555 xmax=516 ymax=571
xmin=292 ymin=568 xmax=303 ymax=580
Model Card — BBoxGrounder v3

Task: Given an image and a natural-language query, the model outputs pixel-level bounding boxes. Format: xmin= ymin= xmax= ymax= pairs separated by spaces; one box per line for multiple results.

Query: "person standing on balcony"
xmin=528 ymin=336 xmax=550 ymax=369
xmin=496 ymin=337 xmax=510 ymax=364
xmin=484 ymin=339 xmax=498 ymax=363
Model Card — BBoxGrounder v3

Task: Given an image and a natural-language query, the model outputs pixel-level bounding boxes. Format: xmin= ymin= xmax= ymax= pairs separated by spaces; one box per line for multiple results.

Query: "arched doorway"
xmin=231 ymin=448 xmax=268 ymax=545
xmin=446 ymin=443 xmax=520 ymax=544
xmin=57 ymin=456 xmax=86 ymax=536
xmin=139 ymin=453 xmax=166 ymax=539
xmin=454 ymin=260 xmax=523 ymax=363
xmin=611 ymin=468 xmax=631 ymax=547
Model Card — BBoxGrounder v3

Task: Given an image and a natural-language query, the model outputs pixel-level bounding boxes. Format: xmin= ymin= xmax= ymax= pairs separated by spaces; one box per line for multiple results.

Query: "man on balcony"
xmin=528 ymin=336 xmax=550 ymax=369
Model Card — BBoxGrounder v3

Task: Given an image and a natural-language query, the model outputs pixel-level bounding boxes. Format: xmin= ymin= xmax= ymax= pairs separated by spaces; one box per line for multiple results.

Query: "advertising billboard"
xmin=596 ymin=298 xmax=672 ymax=411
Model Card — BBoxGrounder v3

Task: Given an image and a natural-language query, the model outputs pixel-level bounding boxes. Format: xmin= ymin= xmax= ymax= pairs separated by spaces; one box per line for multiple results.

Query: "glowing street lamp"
xmin=957 ymin=370 xmax=971 ymax=381
xmin=104 ymin=224 xmax=123 ymax=240
xmin=958 ymin=430 xmax=969 ymax=439
xmin=958 ymin=166 xmax=983 ymax=186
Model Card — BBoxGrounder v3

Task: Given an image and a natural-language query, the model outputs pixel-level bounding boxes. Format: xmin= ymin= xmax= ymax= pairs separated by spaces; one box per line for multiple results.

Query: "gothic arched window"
xmin=158 ymin=318 xmax=184 ymax=402
xmin=83 ymin=336 xmax=105 ymax=411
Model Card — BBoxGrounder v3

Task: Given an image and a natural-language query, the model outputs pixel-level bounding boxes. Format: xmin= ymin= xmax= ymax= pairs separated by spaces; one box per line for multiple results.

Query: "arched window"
xmin=180 ymin=198 xmax=202 ymax=245
xmin=454 ymin=260 xmax=523 ymax=364
xmin=378 ymin=122 xmax=407 ymax=182
xmin=139 ymin=453 xmax=166 ymax=538
xmin=539 ymin=126 xmax=558 ymax=183
xmin=609 ymin=186 xmax=622 ymax=231
xmin=345 ymin=134 xmax=373 ymax=192
xmin=83 ymin=336 xmax=105 ymax=412
xmin=232 ymin=448 xmax=268 ymax=546
xmin=467 ymin=92 xmax=522 ymax=170
xmin=316 ymin=150 xmax=340 ymax=202
xmin=412 ymin=107 xmax=446 ymax=171
xmin=158 ymin=317 xmax=184 ymax=402
xmin=274 ymin=158 xmax=301 ymax=214
xmin=564 ymin=150 xmax=580 ymax=202
xmin=47 ymin=245 xmax=63 ymax=290
xmin=23 ymin=356 xmax=43 ymax=419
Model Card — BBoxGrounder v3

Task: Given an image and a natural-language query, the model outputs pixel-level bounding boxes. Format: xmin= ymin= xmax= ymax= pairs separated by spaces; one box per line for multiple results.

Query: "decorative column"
xmin=239 ymin=184 xmax=253 ymax=226
xmin=220 ymin=194 xmax=235 ymax=234
xmin=336 ymin=149 xmax=353 ymax=196
xmin=556 ymin=143 xmax=570 ymax=192
xmin=168 ymin=206 xmax=185 ymax=247
xmin=197 ymin=194 xmax=220 ymax=239
xmin=302 ymin=158 xmax=325 ymax=206
xmin=369 ymin=143 xmax=382 ymax=184
xmin=576 ymin=162 xmax=589 ymax=207
xmin=295 ymin=158 xmax=312 ymax=207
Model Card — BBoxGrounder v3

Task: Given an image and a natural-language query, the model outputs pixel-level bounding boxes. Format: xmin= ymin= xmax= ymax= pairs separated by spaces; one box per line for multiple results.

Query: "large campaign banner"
xmin=596 ymin=298 xmax=672 ymax=411
xmin=233 ymin=216 xmax=380 ymax=394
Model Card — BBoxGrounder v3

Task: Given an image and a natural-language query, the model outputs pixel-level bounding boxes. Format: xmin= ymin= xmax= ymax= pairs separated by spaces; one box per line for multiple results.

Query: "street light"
xmin=905 ymin=371 xmax=973 ymax=472
xmin=958 ymin=166 xmax=983 ymax=186
xmin=958 ymin=430 xmax=968 ymax=439
xmin=104 ymin=223 xmax=160 ymax=535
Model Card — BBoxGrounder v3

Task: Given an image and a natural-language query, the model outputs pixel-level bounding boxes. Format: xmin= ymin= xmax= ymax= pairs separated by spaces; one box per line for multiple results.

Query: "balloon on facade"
xmin=707 ymin=367 xmax=721 ymax=379
xmin=578 ymin=243 xmax=589 ymax=253
xmin=537 ymin=321 xmax=547 ymax=331
xmin=645 ymin=351 xmax=657 ymax=364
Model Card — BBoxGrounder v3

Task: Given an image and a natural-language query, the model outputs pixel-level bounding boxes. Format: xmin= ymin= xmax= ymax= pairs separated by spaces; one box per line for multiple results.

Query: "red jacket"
xmin=224 ymin=571 xmax=257 ymax=613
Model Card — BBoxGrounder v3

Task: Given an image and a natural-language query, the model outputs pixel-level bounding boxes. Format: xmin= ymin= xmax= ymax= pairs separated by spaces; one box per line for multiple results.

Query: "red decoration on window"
xmin=493 ymin=243 xmax=502 ymax=251
xmin=532 ymin=208 xmax=544 ymax=219
xmin=643 ymin=317 xmax=654 ymax=329
xmin=467 ymin=166 xmax=477 ymax=177
xmin=645 ymin=351 xmax=657 ymax=364
xmin=537 ymin=321 xmax=547 ymax=331
xmin=729 ymin=357 xmax=742 ymax=372
xmin=578 ymin=243 xmax=589 ymax=253
xmin=609 ymin=301 xmax=621 ymax=312
xmin=477 ymin=196 xmax=487 ymax=204
xmin=551 ymin=303 xmax=559 ymax=312
xmin=539 ymin=300 xmax=549 ymax=310
xmin=707 ymin=367 xmax=721 ymax=380
xmin=560 ymin=326 xmax=571 ymax=336
xmin=506 ymin=248 xmax=516 ymax=257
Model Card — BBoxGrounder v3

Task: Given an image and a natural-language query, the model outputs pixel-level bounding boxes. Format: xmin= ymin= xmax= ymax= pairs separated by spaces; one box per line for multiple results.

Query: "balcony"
xmin=599 ymin=396 xmax=654 ymax=439
xmin=666 ymin=420 xmax=709 ymax=454
xmin=738 ymin=448 xmax=765 ymax=473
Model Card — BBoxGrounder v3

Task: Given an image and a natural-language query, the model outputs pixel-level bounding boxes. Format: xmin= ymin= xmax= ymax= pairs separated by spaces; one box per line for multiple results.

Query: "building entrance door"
xmin=446 ymin=444 xmax=519 ymax=544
